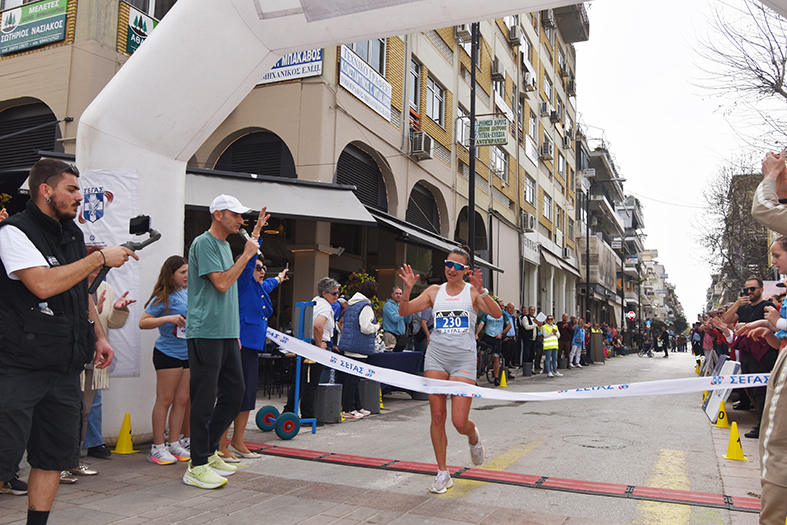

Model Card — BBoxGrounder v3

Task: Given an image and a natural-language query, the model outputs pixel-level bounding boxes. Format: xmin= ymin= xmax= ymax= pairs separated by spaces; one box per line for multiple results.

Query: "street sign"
xmin=626 ymin=311 xmax=636 ymax=321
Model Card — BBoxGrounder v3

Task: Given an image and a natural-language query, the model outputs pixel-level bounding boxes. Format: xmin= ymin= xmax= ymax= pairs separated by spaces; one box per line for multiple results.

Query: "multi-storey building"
xmin=0 ymin=0 xmax=590 ymax=438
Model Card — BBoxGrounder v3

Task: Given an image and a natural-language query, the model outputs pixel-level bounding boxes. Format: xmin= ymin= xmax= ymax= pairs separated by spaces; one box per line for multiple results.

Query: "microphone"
xmin=239 ymin=228 xmax=263 ymax=257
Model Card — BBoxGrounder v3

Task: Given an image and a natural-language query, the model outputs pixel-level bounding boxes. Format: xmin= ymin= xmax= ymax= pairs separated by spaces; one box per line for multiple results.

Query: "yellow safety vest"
xmin=542 ymin=324 xmax=559 ymax=350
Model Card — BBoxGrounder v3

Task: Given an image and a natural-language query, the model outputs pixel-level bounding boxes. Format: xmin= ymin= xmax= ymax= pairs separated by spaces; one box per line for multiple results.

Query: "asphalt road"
xmin=245 ymin=350 xmax=760 ymax=525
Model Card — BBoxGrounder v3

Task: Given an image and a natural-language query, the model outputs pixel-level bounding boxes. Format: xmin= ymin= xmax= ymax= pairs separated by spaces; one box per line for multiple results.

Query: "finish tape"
xmin=267 ymin=328 xmax=769 ymax=402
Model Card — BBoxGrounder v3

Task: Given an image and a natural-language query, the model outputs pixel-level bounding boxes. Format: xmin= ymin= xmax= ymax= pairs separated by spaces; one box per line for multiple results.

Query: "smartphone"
xmin=285 ymin=262 xmax=289 ymax=270
xmin=129 ymin=215 xmax=151 ymax=235
xmin=741 ymin=288 xmax=748 ymax=297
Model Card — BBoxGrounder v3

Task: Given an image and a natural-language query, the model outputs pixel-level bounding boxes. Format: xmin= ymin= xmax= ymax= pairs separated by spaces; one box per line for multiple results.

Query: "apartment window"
xmin=555 ymin=98 xmax=563 ymax=121
xmin=568 ymin=218 xmax=575 ymax=240
xmin=529 ymin=111 xmax=537 ymax=138
xmin=521 ymin=39 xmax=534 ymax=71
xmin=565 ymin=114 xmax=573 ymax=134
xmin=577 ymin=191 xmax=587 ymax=223
xmin=409 ymin=60 xmax=420 ymax=110
xmin=426 ymin=76 xmax=445 ymax=126
xmin=460 ymin=41 xmax=482 ymax=69
xmin=543 ymin=193 xmax=552 ymax=221
xmin=544 ymin=75 xmax=553 ymax=103
xmin=525 ymin=176 xmax=536 ymax=205
xmin=494 ymin=78 xmax=505 ymax=100
xmin=492 ymin=147 xmax=508 ymax=183
xmin=457 ymin=106 xmax=470 ymax=146
xmin=558 ymin=47 xmax=566 ymax=72
xmin=557 ymin=152 xmax=566 ymax=175
xmin=504 ymin=15 xmax=517 ymax=28
xmin=350 ymin=39 xmax=386 ymax=75
xmin=556 ymin=206 xmax=563 ymax=231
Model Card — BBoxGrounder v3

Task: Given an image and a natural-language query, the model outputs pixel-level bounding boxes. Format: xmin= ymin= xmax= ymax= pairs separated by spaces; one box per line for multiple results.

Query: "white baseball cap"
xmin=209 ymin=194 xmax=251 ymax=214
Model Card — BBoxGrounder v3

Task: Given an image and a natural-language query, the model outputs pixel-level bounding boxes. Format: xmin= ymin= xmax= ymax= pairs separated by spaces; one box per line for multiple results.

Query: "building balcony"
xmin=553 ymin=4 xmax=590 ymax=44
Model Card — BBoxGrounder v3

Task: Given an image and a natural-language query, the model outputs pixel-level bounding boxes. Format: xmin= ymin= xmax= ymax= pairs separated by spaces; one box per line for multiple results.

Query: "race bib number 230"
xmin=435 ymin=310 xmax=470 ymax=333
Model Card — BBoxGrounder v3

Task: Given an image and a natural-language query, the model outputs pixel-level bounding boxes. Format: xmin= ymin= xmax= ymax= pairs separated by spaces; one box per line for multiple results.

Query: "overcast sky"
xmin=575 ymin=0 xmax=752 ymax=321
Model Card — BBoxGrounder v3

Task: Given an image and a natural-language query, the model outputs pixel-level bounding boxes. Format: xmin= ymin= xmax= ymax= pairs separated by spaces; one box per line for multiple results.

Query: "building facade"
xmin=0 ymin=0 xmax=591 ymax=439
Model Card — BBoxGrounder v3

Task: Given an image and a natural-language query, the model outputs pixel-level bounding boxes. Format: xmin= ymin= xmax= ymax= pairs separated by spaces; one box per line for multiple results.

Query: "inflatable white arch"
xmin=75 ymin=0 xmax=787 ymax=437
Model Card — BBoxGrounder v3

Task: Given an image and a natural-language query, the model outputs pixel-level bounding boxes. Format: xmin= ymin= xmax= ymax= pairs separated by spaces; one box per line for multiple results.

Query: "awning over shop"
xmin=368 ymin=209 xmax=504 ymax=273
xmin=541 ymin=250 xmax=564 ymax=270
xmin=185 ymin=169 xmax=376 ymax=226
xmin=559 ymin=259 xmax=581 ymax=278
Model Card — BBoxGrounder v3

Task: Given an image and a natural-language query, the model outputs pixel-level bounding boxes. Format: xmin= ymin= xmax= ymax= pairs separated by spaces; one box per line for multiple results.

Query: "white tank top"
xmin=429 ymin=282 xmax=476 ymax=353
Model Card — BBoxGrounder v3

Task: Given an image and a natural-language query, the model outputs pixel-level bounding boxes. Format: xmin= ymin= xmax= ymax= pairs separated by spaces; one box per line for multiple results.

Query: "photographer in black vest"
xmin=0 ymin=159 xmax=136 ymax=525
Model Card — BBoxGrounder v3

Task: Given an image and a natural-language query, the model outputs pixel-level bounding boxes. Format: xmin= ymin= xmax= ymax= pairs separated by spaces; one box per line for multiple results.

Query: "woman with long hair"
xmin=139 ymin=255 xmax=191 ymax=465
xmin=398 ymin=246 xmax=501 ymax=494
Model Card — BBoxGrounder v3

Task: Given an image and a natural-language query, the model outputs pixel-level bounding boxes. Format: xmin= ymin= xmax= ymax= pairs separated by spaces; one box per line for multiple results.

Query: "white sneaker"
xmin=428 ymin=470 xmax=453 ymax=494
xmin=147 ymin=445 xmax=177 ymax=465
xmin=554 ymin=372 xmax=563 ymax=377
xmin=167 ymin=441 xmax=190 ymax=461
xmin=469 ymin=426 xmax=486 ymax=466
xmin=208 ymin=451 xmax=237 ymax=476
xmin=575 ymin=363 xmax=582 ymax=368
xmin=183 ymin=463 xmax=227 ymax=489
xmin=179 ymin=437 xmax=190 ymax=453
xmin=547 ymin=372 xmax=554 ymax=378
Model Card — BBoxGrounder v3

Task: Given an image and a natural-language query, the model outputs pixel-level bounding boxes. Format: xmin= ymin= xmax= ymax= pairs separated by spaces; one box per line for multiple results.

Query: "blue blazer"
xmin=238 ymin=257 xmax=279 ymax=352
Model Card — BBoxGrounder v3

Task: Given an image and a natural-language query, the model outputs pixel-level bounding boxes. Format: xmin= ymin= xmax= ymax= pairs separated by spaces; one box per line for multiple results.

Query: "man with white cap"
xmin=183 ymin=194 xmax=266 ymax=489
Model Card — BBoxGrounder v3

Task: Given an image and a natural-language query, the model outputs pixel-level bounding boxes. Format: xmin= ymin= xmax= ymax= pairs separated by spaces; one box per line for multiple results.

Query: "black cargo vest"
xmin=0 ymin=200 xmax=93 ymax=373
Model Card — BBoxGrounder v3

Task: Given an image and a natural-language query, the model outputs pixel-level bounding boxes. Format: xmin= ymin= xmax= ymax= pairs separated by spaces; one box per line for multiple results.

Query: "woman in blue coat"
xmin=218 ymin=256 xmax=288 ymax=461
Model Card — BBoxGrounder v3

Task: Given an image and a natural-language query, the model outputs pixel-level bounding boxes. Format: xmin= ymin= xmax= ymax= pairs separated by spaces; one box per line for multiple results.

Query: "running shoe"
xmin=183 ymin=463 xmax=227 ymax=489
xmin=1 ymin=474 xmax=27 ymax=495
xmin=469 ymin=426 xmax=486 ymax=466
xmin=168 ymin=441 xmax=190 ymax=461
xmin=180 ymin=437 xmax=191 ymax=453
xmin=342 ymin=411 xmax=363 ymax=419
xmin=428 ymin=470 xmax=453 ymax=494
xmin=357 ymin=408 xmax=371 ymax=416
xmin=147 ymin=445 xmax=177 ymax=465
xmin=547 ymin=372 xmax=554 ymax=378
xmin=208 ymin=451 xmax=237 ymax=476
xmin=554 ymin=372 xmax=563 ymax=377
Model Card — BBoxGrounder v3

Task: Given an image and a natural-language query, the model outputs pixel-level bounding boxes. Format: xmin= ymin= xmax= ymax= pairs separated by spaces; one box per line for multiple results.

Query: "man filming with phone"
xmin=0 ymin=159 xmax=137 ymax=525
xmin=723 ymin=277 xmax=779 ymax=439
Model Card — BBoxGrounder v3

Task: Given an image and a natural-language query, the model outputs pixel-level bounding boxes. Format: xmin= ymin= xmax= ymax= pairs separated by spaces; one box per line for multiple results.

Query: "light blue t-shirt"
xmin=145 ymin=290 xmax=188 ymax=360
xmin=186 ymin=231 xmax=240 ymax=339
xmin=481 ymin=311 xmax=508 ymax=337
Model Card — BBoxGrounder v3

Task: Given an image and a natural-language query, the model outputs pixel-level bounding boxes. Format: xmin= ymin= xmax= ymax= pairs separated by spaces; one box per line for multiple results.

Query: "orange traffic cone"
xmin=716 ymin=401 xmax=731 ymax=428
xmin=112 ymin=413 xmax=139 ymax=454
xmin=723 ymin=422 xmax=749 ymax=461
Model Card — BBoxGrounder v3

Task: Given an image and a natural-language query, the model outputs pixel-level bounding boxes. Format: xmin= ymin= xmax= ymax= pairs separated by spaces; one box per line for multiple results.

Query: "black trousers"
xmin=502 ymin=337 xmax=517 ymax=367
xmin=340 ymin=372 xmax=362 ymax=412
xmin=741 ymin=348 xmax=778 ymax=428
xmin=284 ymin=361 xmax=323 ymax=420
xmin=187 ymin=339 xmax=245 ymax=467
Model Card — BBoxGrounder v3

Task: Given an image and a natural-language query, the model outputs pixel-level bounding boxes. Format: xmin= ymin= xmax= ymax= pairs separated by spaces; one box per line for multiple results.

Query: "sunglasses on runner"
xmin=444 ymin=260 xmax=469 ymax=271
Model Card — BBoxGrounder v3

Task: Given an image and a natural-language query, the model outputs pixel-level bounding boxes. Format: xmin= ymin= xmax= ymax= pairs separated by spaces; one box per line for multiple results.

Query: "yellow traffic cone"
xmin=723 ymin=422 xmax=749 ymax=461
xmin=499 ymin=370 xmax=508 ymax=388
xmin=379 ymin=387 xmax=386 ymax=411
xmin=695 ymin=362 xmax=700 ymax=374
xmin=716 ymin=401 xmax=731 ymax=428
xmin=701 ymin=391 xmax=708 ymax=406
xmin=112 ymin=413 xmax=139 ymax=454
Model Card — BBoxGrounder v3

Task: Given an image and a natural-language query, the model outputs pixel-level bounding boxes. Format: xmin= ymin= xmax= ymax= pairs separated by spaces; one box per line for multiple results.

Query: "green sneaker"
xmin=208 ymin=451 xmax=237 ymax=476
xmin=183 ymin=463 xmax=227 ymax=489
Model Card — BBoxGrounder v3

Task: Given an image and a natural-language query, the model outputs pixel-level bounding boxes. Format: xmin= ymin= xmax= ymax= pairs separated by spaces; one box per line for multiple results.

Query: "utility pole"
xmin=468 ymin=22 xmax=479 ymax=268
